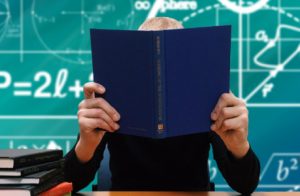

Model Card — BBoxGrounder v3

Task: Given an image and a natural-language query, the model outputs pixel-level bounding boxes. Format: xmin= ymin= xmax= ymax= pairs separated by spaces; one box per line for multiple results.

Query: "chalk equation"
xmin=0 ymin=69 xmax=92 ymax=99
xmin=208 ymin=152 xmax=300 ymax=191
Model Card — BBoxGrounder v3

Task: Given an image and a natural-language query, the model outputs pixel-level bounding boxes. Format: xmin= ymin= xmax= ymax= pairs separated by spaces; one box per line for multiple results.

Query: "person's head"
xmin=138 ymin=17 xmax=184 ymax=31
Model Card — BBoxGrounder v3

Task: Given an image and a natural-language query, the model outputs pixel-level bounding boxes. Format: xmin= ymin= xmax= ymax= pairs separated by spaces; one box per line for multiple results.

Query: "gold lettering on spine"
xmin=156 ymin=35 xmax=164 ymax=132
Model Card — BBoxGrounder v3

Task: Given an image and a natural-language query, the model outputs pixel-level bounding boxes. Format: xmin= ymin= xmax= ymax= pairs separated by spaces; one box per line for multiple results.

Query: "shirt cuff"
xmin=65 ymin=147 xmax=97 ymax=169
xmin=227 ymin=146 xmax=255 ymax=165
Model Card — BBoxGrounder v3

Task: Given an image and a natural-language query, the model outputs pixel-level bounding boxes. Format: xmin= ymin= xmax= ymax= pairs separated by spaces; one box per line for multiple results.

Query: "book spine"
xmin=32 ymin=175 xmax=64 ymax=196
xmin=22 ymin=159 xmax=64 ymax=176
xmin=14 ymin=151 xmax=63 ymax=169
xmin=153 ymin=31 xmax=166 ymax=136
xmin=39 ymin=169 xmax=64 ymax=184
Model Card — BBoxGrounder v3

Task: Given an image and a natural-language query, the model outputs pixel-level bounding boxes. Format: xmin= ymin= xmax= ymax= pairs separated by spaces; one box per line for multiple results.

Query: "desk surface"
xmin=80 ymin=192 xmax=300 ymax=196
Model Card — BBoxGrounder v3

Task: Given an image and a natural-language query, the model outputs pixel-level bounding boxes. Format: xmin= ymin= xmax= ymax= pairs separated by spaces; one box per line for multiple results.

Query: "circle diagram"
xmin=218 ymin=0 xmax=269 ymax=14
xmin=180 ymin=1 xmax=300 ymax=103
xmin=31 ymin=0 xmax=135 ymax=64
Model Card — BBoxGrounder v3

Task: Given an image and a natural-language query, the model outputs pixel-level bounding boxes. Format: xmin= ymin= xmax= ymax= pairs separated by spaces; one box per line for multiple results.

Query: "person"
xmin=64 ymin=17 xmax=260 ymax=194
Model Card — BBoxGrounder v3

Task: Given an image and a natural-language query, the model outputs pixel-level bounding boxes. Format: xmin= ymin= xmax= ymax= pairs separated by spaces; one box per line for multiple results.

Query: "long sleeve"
xmin=209 ymin=131 xmax=260 ymax=194
xmin=64 ymin=134 xmax=108 ymax=192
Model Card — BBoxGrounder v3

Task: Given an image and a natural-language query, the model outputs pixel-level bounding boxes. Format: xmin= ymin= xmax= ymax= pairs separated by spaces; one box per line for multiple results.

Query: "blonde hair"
xmin=138 ymin=17 xmax=184 ymax=31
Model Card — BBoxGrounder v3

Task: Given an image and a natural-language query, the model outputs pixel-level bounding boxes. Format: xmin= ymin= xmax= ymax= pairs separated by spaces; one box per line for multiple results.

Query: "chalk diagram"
xmin=176 ymin=0 xmax=300 ymax=107
xmin=170 ymin=0 xmax=300 ymax=190
xmin=0 ymin=0 xmax=299 ymax=191
xmin=249 ymin=24 xmax=300 ymax=101
xmin=31 ymin=0 xmax=135 ymax=64
xmin=0 ymin=0 xmax=10 ymax=42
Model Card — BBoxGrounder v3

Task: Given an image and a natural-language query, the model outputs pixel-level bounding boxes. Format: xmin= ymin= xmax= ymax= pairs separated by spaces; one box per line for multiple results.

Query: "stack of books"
xmin=0 ymin=149 xmax=72 ymax=196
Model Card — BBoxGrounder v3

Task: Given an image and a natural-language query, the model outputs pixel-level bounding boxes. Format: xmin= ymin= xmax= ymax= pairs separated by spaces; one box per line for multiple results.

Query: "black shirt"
xmin=64 ymin=131 xmax=260 ymax=194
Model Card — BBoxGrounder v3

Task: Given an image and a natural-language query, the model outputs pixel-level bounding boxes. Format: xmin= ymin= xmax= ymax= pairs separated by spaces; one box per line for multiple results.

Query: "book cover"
xmin=0 ymin=168 xmax=63 ymax=185
xmin=0 ymin=159 xmax=64 ymax=177
xmin=90 ymin=26 xmax=231 ymax=138
xmin=0 ymin=175 xmax=64 ymax=196
xmin=0 ymin=150 xmax=63 ymax=169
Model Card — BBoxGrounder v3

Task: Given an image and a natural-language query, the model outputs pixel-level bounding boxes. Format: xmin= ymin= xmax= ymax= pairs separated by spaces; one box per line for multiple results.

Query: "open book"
xmin=90 ymin=25 xmax=231 ymax=138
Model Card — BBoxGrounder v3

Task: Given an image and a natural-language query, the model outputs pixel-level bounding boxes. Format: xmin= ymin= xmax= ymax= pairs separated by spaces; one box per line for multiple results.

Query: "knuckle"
xmin=78 ymin=100 xmax=85 ymax=109
xmin=225 ymin=93 xmax=231 ymax=98
xmin=106 ymin=117 xmax=115 ymax=126
xmin=97 ymin=119 xmax=105 ymax=127
xmin=215 ymin=106 xmax=221 ymax=114
xmin=223 ymin=120 xmax=230 ymax=129
xmin=77 ymin=109 xmax=84 ymax=117
xmin=83 ymin=82 xmax=91 ymax=91
xmin=106 ymin=105 xmax=115 ymax=116
xmin=96 ymin=97 xmax=104 ymax=106
xmin=78 ymin=118 xmax=85 ymax=127
xmin=96 ymin=109 xmax=104 ymax=117
xmin=213 ymin=103 xmax=220 ymax=112
xmin=83 ymin=83 xmax=88 ymax=90
xmin=221 ymin=108 xmax=228 ymax=116
xmin=239 ymin=99 xmax=246 ymax=106
xmin=221 ymin=93 xmax=228 ymax=101
xmin=109 ymin=108 xmax=116 ymax=116
xmin=241 ymin=106 xmax=248 ymax=114
xmin=216 ymin=119 xmax=222 ymax=128
xmin=241 ymin=114 xmax=248 ymax=123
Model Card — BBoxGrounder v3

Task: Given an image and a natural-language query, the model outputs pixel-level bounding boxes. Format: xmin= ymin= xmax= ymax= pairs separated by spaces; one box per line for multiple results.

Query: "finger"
xmin=211 ymin=93 xmax=244 ymax=121
xmin=78 ymin=108 xmax=119 ymax=130
xmin=95 ymin=118 xmax=119 ymax=133
xmin=213 ymin=106 xmax=246 ymax=130
xmin=219 ymin=114 xmax=247 ymax=132
xmin=80 ymin=117 xmax=115 ymax=132
xmin=78 ymin=98 xmax=120 ymax=121
xmin=83 ymin=82 xmax=106 ymax=99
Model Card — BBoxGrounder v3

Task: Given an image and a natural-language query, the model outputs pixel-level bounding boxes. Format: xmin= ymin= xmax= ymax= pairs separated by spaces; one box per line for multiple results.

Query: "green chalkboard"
xmin=0 ymin=0 xmax=300 ymax=192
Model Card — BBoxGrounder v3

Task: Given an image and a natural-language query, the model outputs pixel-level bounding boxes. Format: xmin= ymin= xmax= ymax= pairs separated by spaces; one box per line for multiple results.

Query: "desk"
xmin=80 ymin=192 xmax=300 ymax=196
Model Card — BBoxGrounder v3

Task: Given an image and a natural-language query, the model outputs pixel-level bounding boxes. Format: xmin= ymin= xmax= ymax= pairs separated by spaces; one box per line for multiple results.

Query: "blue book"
xmin=90 ymin=25 xmax=231 ymax=138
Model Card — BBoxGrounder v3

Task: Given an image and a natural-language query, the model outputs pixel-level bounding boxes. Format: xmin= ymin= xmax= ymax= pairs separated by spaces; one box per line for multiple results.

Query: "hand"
xmin=75 ymin=82 xmax=121 ymax=163
xmin=211 ymin=93 xmax=250 ymax=159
